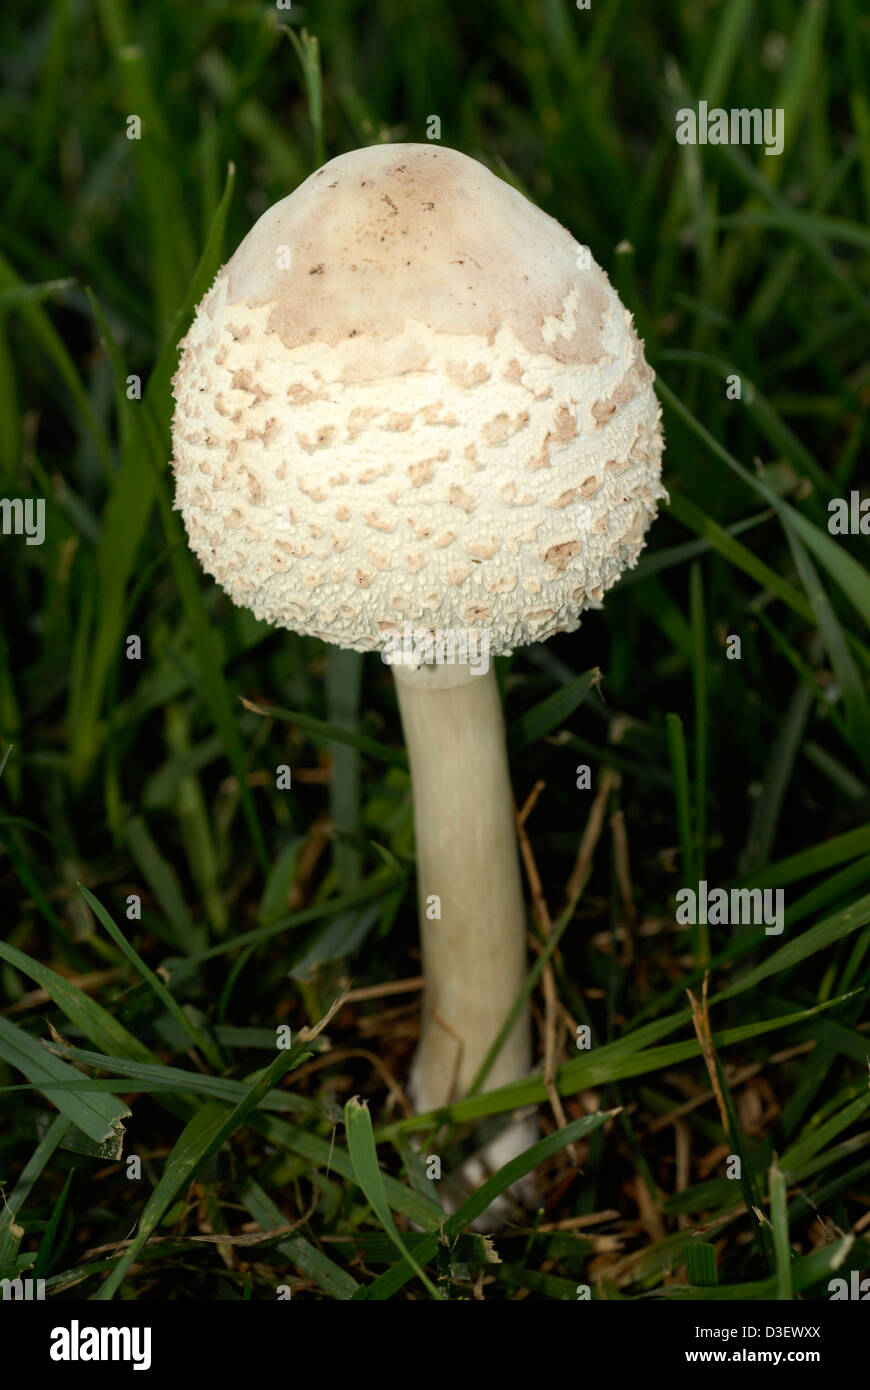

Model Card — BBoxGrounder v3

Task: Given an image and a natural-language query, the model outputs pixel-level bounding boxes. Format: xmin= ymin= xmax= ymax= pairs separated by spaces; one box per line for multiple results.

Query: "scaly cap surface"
xmin=172 ymin=143 xmax=666 ymax=655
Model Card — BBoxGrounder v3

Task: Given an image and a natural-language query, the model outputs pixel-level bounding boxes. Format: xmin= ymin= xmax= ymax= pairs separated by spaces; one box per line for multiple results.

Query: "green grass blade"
xmin=125 ymin=814 xmax=204 ymax=956
xmin=389 ymin=994 xmax=854 ymax=1131
xmin=769 ymin=1158 xmax=792 ymax=1300
xmin=507 ymin=668 xmax=602 ymax=753
xmin=0 ymin=1016 xmax=129 ymax=1151
xmin=0 ymin=938 xmax=152 ymax=1062
xmin=684 ymin=1241 xmax=718 ymax=1287
xmin=0 ymin=1113 xmax=69 ymax=1270
xmin=78 ymin=883 xmax=220 ymax=1068
xmin=95 ymin=1045 xmax=302 ymax=1300
xmin=240 ymin=1177 xmax=359 ymax=1300
xmin=345 ymin=1097 xmax=442 ymax=1299
xmin=241 ymin=695 xmax=408 ymax=770
xmin=782 ymin=515 xmax=870 ymax=773
xmin=357 ymin=1110 xmax=615 ymax=1299
xmin=73 ymin=163 xmax=236 ymax=780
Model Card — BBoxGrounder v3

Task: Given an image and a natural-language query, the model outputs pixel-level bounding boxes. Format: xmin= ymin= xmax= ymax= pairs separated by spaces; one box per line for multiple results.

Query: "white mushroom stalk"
xmin=391 ymin=659 xmax=530 ymax=1121
xmin=171 ymin=143 xmax=666 ymax=1199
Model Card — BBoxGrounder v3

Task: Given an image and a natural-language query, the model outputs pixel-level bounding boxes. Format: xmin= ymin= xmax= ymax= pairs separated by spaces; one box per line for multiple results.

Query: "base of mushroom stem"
xmin=445 ymin=1112 xmax=541 ymax=1232
xmin=410 ymin=1083 xmax=540 ymax=1230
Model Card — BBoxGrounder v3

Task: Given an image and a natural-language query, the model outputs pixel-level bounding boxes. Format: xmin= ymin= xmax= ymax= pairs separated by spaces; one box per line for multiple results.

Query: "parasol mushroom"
xmin=172 ymin=142 xmax=665 ymax=1201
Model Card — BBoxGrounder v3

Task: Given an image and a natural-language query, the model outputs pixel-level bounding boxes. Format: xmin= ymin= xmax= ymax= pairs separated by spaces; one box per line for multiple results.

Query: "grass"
xmin=0 ymin=0 xmax=868 ymax=1300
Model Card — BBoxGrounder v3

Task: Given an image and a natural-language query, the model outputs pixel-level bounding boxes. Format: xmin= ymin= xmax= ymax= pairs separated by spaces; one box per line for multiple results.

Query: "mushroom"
xmin=171 ymin=143 xmax=665 ymax=1201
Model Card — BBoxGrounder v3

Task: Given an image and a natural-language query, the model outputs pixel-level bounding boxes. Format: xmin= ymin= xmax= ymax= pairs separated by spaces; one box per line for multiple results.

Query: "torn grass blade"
xmin=345 ymin=1096 xmax=442 ymax=1299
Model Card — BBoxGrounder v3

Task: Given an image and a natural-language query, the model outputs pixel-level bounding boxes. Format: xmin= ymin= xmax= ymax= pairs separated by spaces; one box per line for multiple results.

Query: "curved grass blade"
xmin=78 ymin=883 xmax=220 ymax=1068
xmin=345 ymin=1097 xmax=442 ymax=1299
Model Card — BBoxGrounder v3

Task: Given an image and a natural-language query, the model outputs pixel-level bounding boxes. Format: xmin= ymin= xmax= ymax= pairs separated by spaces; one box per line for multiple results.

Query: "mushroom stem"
xmin=392 ymin=660 xmax=531 ymax=1120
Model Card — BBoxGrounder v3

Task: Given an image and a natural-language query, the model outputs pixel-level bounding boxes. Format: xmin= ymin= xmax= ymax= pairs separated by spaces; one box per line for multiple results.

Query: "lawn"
xmin=0 ymin=0 xmax=869 ymax=1302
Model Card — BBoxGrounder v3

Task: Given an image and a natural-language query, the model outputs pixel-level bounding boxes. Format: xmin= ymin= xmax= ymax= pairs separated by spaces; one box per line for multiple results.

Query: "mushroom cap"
xmin=172 ymin=143 xmax=666 ymax=656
